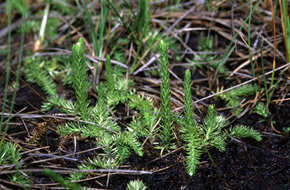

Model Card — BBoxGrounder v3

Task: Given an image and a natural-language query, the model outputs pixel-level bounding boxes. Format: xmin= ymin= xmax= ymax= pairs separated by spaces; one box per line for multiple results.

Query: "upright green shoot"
xmin=181 ymin=104 xmax=261 ymax=176
xmin=183 ymin=70 xmax=195 ymax=128
xmin=72 ymin=38 xmax=89 ymax=120
xmin=158 ymin=40 xmax=174 ymax=150
xmin=182 ymin=69 xmax=202 ymax=176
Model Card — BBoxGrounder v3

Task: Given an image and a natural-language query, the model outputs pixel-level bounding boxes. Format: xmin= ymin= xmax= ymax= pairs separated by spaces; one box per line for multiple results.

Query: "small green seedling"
xmin=157 ymin=40 xmax=175 ymax=151
xmin=126 ymin=179 xmax=147 ymax=190
xmin=253 ymin=102 xmax=269 ymax=120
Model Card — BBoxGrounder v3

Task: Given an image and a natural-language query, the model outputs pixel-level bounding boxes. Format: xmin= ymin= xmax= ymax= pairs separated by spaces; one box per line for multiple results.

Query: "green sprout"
xmin=253 ymin=102 xmax=269 ymax=119
xmin=158 ymin=40 xmax=174 ymax=150
xmin=72 ymin=38 xmax=90 ymax=120
xmin=182 ymin=69 xmax=202 ymax=176
xmin=127 ymin=179 xmax=147 ymax=190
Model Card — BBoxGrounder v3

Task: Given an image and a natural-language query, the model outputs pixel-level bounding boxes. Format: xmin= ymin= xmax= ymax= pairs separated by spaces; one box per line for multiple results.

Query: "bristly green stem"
xmin=158 ymin=40 xmax=174 ymax=150
xmin=182 ymin=69 xmax=202 ymax=176
xmin=72 ymin=38 xmax=89 ymax=121
xmin=184 ymin=69 xmax=195 ymax=127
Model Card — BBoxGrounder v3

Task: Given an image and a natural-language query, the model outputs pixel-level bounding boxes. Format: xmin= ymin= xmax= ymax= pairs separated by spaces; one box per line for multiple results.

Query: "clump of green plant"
xmin=0 ymin=142 xmax=21 ymax=165
xmin=134 ymin=0 xmax=150 ymax=35
xmin=126 ymin=179 xmax=147 ymax=190
xmin=0 ymin=142 xmax=30 ymax=185
xmin=58 ymin=41 xmax=143 ymax=166
xmin=253 ymin=102 xmax=269 ymax=120
xmin=217 ymin=84 xmax=256 ymax=115
xmin=37 ymin=38 xmax=156 ymax=182
xmin=24 ymin=54 xmax=74 ymax=96
xmin=24 ymin=57 xmax=57 ymax=96
xmin=182 ymin=104 xmax=262 ymax=176
xmin=182 ymin=70 xmax=261 ymax=176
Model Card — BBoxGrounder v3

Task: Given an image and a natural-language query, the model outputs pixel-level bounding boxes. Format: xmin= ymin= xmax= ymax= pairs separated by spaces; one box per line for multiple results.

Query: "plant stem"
xmin=72 ymin=38 xmax=89 ymax=120
xmin=158 ymin=40 xmax=173 ymax=150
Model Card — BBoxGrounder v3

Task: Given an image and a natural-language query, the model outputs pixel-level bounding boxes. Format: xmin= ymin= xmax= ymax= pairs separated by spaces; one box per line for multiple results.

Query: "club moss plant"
xmin=182 ymin=69 xmax=202 ymax=175
xmin=23 ymin=35 xmax=263 ymax=180
xmin=182 ymin=70 xmax=262 ymax=176
xmin=157 ymin=40 xmax=175 ymax=151
xmin=24 ymin=55 xmax=74 ymax=97
xmin=0 ymin=142 xmax=21 ymax=165
xmin=253 ymin=102 xmax=269 ymax=119
xmin=32 ymin=38 xmax=156 ymax=181
xmin=217 ymin=83 xmax=271 ymax=118
xmin=217 ymin=84 xmax=256 ymax=116
xmin=0 ymin=142 xmax=30 ymax=185
xmin=72 ymin=38 xmax=90 ymax=120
